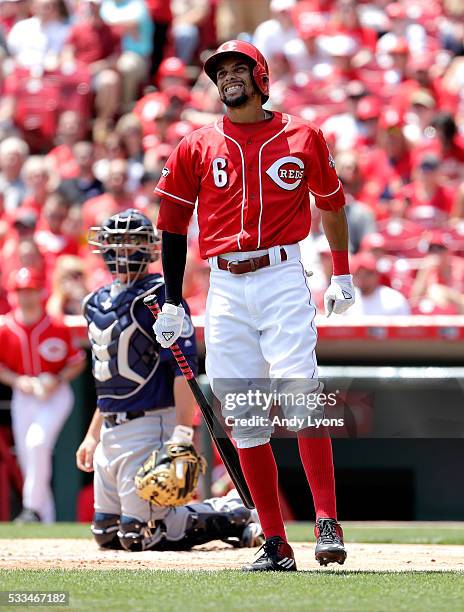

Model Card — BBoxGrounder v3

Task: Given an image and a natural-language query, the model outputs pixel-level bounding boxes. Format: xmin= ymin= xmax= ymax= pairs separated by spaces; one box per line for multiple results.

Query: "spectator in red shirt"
xmin=410 ymin=231 xmax=464 ymax=314
xmin=0 ymin=0 xmax=30 ymax=35
xmin=400 ymin=154 xmax=456 ymax=227
xmin=58 ymin=141 xmax=104 ymax=205
xmin=114 ymin=113 xmax=145 ymax=190
xmin=377 ymin=109 xmax=413 ymax=186
xmin=381 ymin=37 xmax=410 ymax=85
xmin=390 ymin=54 xmax=448 ymax=118
xmin=20 ymin=156 xmax=52 ymax=217
xmin=336 ymin=149 xmax=385 ymax=213
xmin=326 ymin=0 xmax=377 ymax=52
xmin=452 ymin=182 xmax=464 ymax=220
xmin=355 ymin=95 xmax=381 ymax=149
xmin=320 ymin=34 xmax=362 ymax=90
xmin=427 ymin=112 xmax=464 ymax=185
xmin=82 ymin=158 xmax=134 ymax=229
xmin=404 ymin=89 xmax=437 ymax=146
xmin=0 ymin=269 xmax=10 ymax=313
xmin=358 ymin=109 xmax=414 ymax=219
xmin=1 ymin=224 xmax=45 ymax=296
xmin=46 ymin=111 xmax=84 ymax=180
xmin=63 ymin=0 xmax=121 ymax=133
xmin=0 ymin=209 xmax=37 ymax=280
xmin=34 ymin=192 xmax=79 ymax=288
xmin=46 ymin=254 xmax=89 ymax=318
xmin=156 ymin=56 xmax=189 ymax=91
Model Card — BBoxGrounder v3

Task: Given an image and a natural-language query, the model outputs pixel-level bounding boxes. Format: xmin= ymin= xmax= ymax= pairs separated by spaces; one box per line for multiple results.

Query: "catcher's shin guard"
xmin=165 ymin=505 xmax=253 ymax=550
xmin=117 ymin=516 xmax=163 ymax=551
xmin=91 ymin=513 xmax=123 ymax=549
xmin=117 ymin=507 xmax=260 ymax=552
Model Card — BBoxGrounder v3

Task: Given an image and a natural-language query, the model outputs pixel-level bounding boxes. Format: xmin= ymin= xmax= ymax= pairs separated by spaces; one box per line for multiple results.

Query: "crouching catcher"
xmin=76 ymin=209 xmax=262 ymax=551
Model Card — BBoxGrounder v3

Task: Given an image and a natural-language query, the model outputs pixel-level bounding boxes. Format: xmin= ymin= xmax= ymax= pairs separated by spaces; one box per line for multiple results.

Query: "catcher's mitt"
xmin=135 ymin=443 xmax=206 ymax=506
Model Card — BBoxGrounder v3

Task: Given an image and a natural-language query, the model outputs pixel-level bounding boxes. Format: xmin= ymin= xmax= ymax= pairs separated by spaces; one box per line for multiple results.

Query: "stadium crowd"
xmin=0 ymin=0 xmax=464 ymax=318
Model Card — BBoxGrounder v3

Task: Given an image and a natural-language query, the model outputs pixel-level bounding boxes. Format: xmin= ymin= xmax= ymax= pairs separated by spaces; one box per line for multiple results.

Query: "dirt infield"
xmin=1 ymin=539 xmax=463 ymax=571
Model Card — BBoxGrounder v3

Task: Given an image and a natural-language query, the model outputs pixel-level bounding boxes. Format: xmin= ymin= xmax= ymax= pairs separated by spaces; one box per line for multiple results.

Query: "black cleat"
xmin=242 ymin=536 xmax=297 ymax=571
xmin=314 ymin=518 xmax=347 ymax=566
xmin=14 ymin=508 xmax=42 ymax=524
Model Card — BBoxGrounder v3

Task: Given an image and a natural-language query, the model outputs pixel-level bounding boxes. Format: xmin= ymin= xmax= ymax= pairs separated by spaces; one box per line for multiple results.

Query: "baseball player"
xmin=153 ymin=41 xmax=356 ymax=570
xmin=76 ymin=209 xmax=262 ymax=551
xmin=0 ymin=267 xmax=86 ymax=523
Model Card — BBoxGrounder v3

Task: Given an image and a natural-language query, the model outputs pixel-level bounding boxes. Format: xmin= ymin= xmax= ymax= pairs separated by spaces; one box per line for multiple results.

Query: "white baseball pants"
xmin=11 ymin=384 xmax=74 ymax=522
xmin=206 ymin=244 xmax=319 ymax=448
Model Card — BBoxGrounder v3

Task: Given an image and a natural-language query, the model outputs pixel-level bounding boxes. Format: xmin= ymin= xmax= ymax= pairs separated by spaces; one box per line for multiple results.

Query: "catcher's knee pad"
xmin=117 ymin=515 xmax=163 ymax=551
xmin=91 ymin=513 xmax=122 ymax=550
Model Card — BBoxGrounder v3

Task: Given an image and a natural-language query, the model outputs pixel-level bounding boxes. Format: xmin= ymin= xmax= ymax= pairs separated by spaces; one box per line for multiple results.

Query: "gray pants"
xmin=93 ymin=409 xmax=259 ymax=548
xmin=94 ymin=409 xmax=176 ymax=523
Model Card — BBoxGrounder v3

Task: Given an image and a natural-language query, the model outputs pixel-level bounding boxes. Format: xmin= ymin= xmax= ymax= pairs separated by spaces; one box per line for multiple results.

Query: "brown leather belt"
xmin=217 ymin=248 xmax=287 ymax=274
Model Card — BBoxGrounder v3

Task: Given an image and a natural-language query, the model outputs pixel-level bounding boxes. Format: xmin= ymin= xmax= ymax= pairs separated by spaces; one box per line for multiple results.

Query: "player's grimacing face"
xmin=216 ymin=57 xmax=257 ymax=107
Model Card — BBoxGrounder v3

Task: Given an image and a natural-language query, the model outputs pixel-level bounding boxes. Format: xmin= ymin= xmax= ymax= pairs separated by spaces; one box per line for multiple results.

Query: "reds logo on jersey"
xmin=38 ymin=337 xmax=68 ymax=362
xmin=266 ymin=157 xmax=305 ymax=191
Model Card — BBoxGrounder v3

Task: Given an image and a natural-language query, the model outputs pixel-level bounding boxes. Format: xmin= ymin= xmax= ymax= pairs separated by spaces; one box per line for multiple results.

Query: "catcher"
xmin=76 ymin=209 xmax=262 ymax=551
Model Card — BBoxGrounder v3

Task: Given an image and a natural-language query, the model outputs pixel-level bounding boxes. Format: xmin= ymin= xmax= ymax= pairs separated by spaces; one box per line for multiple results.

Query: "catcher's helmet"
xmin=88 ymin=208 xmax=160 ymax=281
xmin=204 ymin=40 xmax=270 ymax=103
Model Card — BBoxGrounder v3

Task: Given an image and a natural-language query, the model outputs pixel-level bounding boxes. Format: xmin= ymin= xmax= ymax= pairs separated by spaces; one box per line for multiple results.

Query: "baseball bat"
xmin=143 ymin=295 xmax=255 ymax=510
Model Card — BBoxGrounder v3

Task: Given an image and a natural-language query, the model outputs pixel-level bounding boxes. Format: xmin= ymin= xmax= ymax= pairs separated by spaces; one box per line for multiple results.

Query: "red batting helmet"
xmin=204 ymin=40 xmax=270 ymax=103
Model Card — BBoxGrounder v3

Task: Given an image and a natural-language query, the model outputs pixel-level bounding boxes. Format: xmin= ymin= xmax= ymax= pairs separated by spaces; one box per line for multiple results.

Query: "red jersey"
xmin=145 ymin=0 xmax=172 ymax=22
xmin=0 ymin=311 xmax=85 ymax=376
xmin=81 ymin=193 xmax=135 ymax=230
xmin=67 ymin=21 xmax=120 ymax=65
xmin=399 ymin=182 xmax=455 ymax=215
xmin=156 ymin=112 xmax=345 ymax=258
xmin=46 ymin=145 xmax=79 ymax=180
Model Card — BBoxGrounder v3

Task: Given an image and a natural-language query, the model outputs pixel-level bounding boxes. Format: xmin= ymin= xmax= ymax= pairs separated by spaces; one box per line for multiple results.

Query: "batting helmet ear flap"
xmin=253 ymin=67 xmax=270 ymax=102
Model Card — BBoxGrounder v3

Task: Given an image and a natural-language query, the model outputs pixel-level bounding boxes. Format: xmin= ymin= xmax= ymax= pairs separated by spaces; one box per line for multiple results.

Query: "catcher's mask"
xmin=89 ymin=208 xmax=160 ymax=284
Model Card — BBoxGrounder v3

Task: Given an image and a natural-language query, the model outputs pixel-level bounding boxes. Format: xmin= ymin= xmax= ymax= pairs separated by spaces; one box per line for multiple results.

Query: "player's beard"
xmin=221 ymin=90 xmax=250 ymax=108
xmin=220 ymin=85 xmax=259 ymax=108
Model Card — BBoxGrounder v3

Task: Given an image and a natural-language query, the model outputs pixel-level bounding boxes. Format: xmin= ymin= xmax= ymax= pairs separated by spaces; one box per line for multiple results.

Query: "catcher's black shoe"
xmin=14 ymin=508 xmax=41 ymax=524
xmin=314 ymin=518 xmax=347 ymax=566
xmin=242 ymin=536 xmax=297 ymax=571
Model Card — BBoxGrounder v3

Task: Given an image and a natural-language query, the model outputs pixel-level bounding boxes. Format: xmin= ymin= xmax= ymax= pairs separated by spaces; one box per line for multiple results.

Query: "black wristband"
xmin=162 ymin=231 xmax=187 ymax=305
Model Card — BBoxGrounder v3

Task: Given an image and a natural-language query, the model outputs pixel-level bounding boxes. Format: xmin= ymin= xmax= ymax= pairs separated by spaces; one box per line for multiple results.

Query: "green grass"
xmin=0 ymin=522 xmax=91 ymax=539
xmin=1 ymin=521 xmax=464 ymax=545
xmin=1 ymin=569 xmax=463 ymax=612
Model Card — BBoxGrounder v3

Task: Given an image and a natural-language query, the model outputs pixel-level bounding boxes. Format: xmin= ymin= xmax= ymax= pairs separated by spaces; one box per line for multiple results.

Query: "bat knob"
xmin=143 ymin=294 xmax=161 ymax=315
xmin=143 ymin=295 xmax=156 ymax=305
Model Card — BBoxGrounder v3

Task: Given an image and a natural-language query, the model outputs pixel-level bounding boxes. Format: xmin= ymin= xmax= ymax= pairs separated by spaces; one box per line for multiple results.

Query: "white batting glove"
xmin=324 ymin=274 xmax=355 ymax=317
xmin=153 ymin=303 xmax=185 ymax=348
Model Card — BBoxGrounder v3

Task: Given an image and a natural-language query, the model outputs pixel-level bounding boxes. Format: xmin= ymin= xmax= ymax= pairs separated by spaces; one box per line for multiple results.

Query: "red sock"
xmin=237 ymin=443 xmax=286 ymax=540
xmin=297 ymin=433 xmax=337 ymax=520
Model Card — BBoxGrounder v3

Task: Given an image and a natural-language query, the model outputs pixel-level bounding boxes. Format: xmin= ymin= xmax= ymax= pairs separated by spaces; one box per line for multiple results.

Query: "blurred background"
xmin=0 ymin=0 xmax=463 ymax=523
